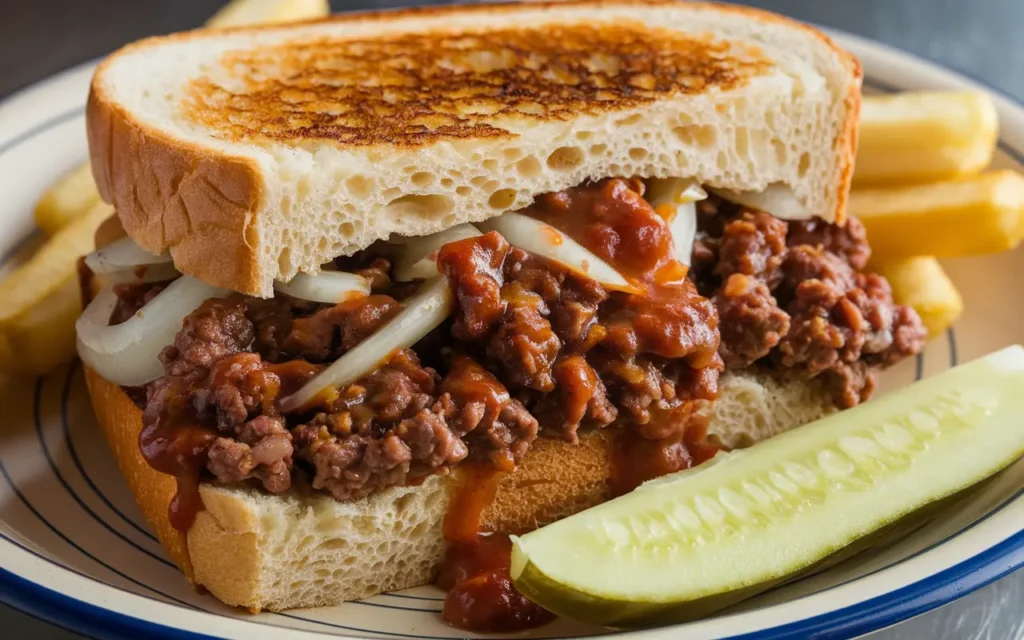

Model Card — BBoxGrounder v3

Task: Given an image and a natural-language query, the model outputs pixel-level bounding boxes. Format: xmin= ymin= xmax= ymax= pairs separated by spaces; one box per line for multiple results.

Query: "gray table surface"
xmin=1 ymin=0 xmax=1022 ymax=638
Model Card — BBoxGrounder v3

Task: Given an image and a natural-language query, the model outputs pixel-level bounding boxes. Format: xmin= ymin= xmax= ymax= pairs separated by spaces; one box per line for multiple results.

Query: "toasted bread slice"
xmin=87 ymin=1 xmax=861 ymax=297
xmin=84 ymin=366 xmax=833 ymax=611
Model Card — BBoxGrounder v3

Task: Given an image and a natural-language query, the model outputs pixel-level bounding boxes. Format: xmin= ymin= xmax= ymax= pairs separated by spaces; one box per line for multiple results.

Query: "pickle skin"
xmin=512 ymin=487 xmax=956 ymax=628
xmin=511 ymin=346 xmax=1024 ymax=628
xmin=513 ymin=559 xmax=781 ymax=627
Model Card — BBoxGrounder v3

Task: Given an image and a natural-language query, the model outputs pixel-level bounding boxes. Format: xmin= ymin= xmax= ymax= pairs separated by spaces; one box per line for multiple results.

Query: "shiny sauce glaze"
xmin=439 ymin=533 xmax=555 ymax=632
xmin=140 ymin=360 xmax=322 ymax=532
xmin=528 ymin=177 xmax=677 ymax=282
xmin=138 ymin=377 xmax=218 ymax=532
xmin=527 ymin=178 xmax=721 ymax=369
xmin=523 ymin=177 xmax=723 ymax=457
xmin=610 ymin=422 xmax=722 ymax=497
xmin=440 ymin=465 xmax=555 ymax=632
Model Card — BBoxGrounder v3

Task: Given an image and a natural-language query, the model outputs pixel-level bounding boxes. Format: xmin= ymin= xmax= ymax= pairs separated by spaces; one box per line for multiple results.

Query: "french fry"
xmin=0 ymin=279 xmax=83 ymax=376
xmin=0 ymin=202 xmax=112 ymax=375
xmin=207 ymin=0 xmax=331 ymax=27
xmin=29 ymin=0 xmax=333 ymax=238
xmin=854 ymin=91 xmax=997 ymax=186
xmin=850 ymin=170 xmax=1024 ymax=263
xmin=33 ymin=163 xmax=103 ymax=235
xmin=873 ymin=257 xmax=963 ymax=338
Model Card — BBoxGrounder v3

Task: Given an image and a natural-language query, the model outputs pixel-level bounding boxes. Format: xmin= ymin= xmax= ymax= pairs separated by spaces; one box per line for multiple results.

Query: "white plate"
xmin=0 ymin=29 xmax=1022 ymax=640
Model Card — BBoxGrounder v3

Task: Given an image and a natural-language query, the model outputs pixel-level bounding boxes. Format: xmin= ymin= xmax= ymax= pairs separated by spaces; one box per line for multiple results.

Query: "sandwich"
xmin=75 ymin=0 xmax=927 ymax=628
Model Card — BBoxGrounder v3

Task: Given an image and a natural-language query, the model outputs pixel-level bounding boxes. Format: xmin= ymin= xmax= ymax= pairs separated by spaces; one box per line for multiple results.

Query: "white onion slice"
xmin=76 ymin=276 xmax=230 ymax=386
xmin=710 ymin=183 xmax=812 ymax=220
xmin=274 ymin=271 xmax=370 ymax=303
xmin=476 ymin=213 xmax=638 ymax=293
xmin=392 ymin=224 xmax=482 ymax=281
xmin=646 ymin=178 xmax=706 ymax=266
xmin=85 ymin=237 xmax=172 ymax=274
xmin=646 ymin=177 xmax=707 ymax=206
xmin=665 ymin=201 xmax=698 ymax=267
xmin=280 ymin=277 xmax=452 ymax=412
xmin=104 ymin=262 xmax=181 ymax=284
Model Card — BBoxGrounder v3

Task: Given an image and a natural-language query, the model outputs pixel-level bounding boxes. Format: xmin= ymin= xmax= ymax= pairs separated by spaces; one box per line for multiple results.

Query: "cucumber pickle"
xmin=510 ymin=345 xmax=1024 ymax=627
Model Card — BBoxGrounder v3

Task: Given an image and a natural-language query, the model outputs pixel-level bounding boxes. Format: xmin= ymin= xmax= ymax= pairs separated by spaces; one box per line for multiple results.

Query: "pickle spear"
xmin=511 ymin=345 xmax=1024 ymax=627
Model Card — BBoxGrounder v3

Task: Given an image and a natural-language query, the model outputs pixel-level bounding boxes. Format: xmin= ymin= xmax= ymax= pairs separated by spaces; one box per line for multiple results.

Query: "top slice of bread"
xmin=87 ymin=0 xmax=861 ymax=297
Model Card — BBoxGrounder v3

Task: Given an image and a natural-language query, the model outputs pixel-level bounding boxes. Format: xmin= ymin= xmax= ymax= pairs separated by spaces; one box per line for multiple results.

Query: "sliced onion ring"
xmin=476 ymin=213 xmax=638 ymax=293
xmin=85 ymin=237 xmax=172 ymax=273
xmin=280 ymin=277 xmax=452 ymax=412
xmin=646 ymin=178 xmax=706 ymax=267
xmin=646 ymin=177 xmax=707 ymax=206
xmin=84 ymin=236 xmax=180 ymax=284
xmin=104 ymin=262 xmax=181 ymax=284
xmin=710 ymin=183 xmax=812 ymax=220
xmin=275 ymin=271 xmax=370 ymax=303
xmin=76 ymin=276 xmax=230 ymax=386
xmin=392 ymin=224 xmax=482 ymax=281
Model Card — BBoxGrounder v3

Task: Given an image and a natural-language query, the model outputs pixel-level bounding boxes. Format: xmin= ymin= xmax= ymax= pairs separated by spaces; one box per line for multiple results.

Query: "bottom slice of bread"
xmin=83 ymin=366 xmax=834 ymax=611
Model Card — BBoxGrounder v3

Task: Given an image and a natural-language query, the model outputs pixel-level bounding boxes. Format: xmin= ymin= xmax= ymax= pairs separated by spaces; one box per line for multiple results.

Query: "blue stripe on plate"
xmin=0 ymin=435 xmax=203 ymax=611
xmin=378 ymin=593 xmax=447 ymax=602
xmin=0 ymin=570 xmax=220 ymax=640
xmin=1 ymin=581 xmax=106 ymax=640
xmin=59 ymin=363 xmax=159 ymax=542
xmin=0 ymin=231 xmax=41 ymax=266
xmin=0 ymin=107 xmax=82 ymax=155
xmin=37 ymin=369 xmax=178 ymax=569
xmin=3 ymin=513 xmax=1022 ymax=640
xmin=0 ymin=106 xmax=81 ymax=264
xmin=726 ymin=533 xmax=1024 ymax=640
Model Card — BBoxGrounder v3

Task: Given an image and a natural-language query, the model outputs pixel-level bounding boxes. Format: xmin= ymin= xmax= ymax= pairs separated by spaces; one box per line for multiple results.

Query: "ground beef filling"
xmin=123 ymin=181 xmax=925 ymax=522
xmin=692 ymin=196 xmax=927 ymax=408
xmin=127 ymin=179 xmax=722 ymax=516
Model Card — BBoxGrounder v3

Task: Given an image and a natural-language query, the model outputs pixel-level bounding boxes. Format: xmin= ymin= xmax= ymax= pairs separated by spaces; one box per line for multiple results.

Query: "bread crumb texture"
xmin=190 ymin=476 xmax=453 ymax=610
xmin=707 ymin=369 xmax=836 ymax=448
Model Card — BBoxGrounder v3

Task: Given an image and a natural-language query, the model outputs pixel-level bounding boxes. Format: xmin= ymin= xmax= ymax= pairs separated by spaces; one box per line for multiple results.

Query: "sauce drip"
xmin=442 ymin=463 xmax=503 ymax=544
xmin=138 ymin=379 xmax=217 ymax=531
xmin=610 ymin=421 xmax=722 ymax=497
xmin=439 ymin=533 xmax=555 ymax=632
xmin=439 ymin=464 xmax=554 ymax=632
xmin=141 ymin=360 xmax=320 ymax=532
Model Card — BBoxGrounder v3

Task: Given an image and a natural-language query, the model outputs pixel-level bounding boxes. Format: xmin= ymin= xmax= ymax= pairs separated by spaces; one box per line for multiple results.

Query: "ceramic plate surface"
xmin=0 ymin=27 xmax=1022 ymax=640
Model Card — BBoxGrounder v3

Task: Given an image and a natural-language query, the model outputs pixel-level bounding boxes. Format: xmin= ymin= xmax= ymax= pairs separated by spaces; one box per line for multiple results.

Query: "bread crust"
xmin=86 ymin=86 xmax=265 ymax=295
xmin=88 ymin=0 xmax=861 ymax=296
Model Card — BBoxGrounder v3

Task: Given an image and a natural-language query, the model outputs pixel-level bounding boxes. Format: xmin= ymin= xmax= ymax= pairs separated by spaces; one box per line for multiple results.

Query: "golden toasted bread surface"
xmin=184 ymin=22 xmax=771 ymax=146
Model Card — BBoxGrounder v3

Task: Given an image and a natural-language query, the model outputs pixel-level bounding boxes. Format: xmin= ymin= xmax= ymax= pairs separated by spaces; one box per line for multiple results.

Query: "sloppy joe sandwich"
xmin=75 ymin=0 xmax=927 ymax=629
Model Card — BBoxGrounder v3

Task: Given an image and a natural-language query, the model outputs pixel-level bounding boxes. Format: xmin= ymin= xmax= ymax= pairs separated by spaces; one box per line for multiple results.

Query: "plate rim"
xmin=1 ymin=28 xmax=1022 ymax=640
